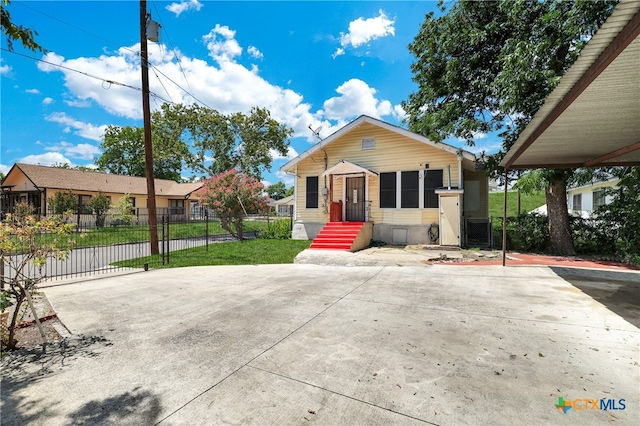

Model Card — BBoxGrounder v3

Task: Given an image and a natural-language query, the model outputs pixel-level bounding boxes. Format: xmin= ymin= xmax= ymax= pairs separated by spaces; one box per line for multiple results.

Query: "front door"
xmin=345 ymin=177 xmax=365 ymax=222
xmin=440 ymin=196 xmax=460 ymax=245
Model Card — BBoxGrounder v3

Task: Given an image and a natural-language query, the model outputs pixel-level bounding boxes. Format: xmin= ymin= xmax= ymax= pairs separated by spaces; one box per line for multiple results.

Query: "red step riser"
xmin=313 ymin=239 xmax=355 ymax=244
xmin=316 ymin=232 xmax=360 ymax=237
xmin=310 ymin=244 xmax=351 ymax=250
xmin=309 ymin=222 xmax=365 ymax=251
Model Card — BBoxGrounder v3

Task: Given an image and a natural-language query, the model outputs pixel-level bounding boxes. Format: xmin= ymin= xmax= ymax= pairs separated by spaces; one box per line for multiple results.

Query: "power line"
xmin=151 ymin=1 xmax=195 ymax=96
xmin=15 ymin=0 xmax=216 ymax=111
xmin=1 ymin=48 xmax=173 ymax=105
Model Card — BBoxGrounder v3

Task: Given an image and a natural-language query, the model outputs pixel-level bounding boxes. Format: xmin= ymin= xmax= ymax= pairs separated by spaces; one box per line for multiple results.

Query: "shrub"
xmin=49 ymin=190 xmax=77 ymax=214
xmin=506 ymin=213 xmax=548 ymax=252
xmin=114 ymin=194 xmax=135 ymax=225
xmin=88 ymin=194 xmax=111 ymax=228
xmin=570 ymin=217 xmax=615 ymax=255
xmin=260 ymin=219 xmax=291 ymax=239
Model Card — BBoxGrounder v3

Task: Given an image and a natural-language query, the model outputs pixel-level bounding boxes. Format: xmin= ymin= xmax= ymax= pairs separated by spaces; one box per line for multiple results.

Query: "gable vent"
xmin=361 ymin=137 xmax=375 ymax=150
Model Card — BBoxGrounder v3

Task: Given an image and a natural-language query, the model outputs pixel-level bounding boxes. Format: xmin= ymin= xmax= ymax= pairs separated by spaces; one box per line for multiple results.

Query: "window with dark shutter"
xmin=401 ymin=171 xmax=419 ymax=208
xmin=379 ymin=172 xmax=396 ymax=208
xmin=424 ymin=169 xmax=443 ymax=208
xmin=306 ymin=176 xmax=319 ymax=208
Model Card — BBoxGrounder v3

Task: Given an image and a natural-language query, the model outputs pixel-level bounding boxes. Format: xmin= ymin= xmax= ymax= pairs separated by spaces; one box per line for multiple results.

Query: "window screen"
xmin=401 ymin=171 xmax=419 ymax=208
xmin=424 ymin=169 xmax=443 ymax=208
xmin=379 ymin=172 xmax=396 ymax=208
xmin=306 ymin=176 xmax=319 ymax=208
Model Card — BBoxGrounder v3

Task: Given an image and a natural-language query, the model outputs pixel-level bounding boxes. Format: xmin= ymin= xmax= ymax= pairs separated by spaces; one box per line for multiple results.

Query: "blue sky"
xmin=1 ymin=0 xmax=502 ymax=187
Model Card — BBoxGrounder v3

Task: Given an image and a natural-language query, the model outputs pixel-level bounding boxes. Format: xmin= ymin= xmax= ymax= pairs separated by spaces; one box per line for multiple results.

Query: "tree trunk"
xmin=546 ymin=177 xmax=576 ymax=255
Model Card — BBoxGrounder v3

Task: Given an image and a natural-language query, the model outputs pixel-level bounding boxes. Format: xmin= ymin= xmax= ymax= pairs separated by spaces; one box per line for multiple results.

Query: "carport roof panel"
xmin=501 ymin=2 xmax=640 ymax=169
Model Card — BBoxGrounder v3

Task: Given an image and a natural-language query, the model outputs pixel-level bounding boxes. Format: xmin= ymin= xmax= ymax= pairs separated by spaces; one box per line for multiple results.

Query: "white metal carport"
xmin=500 ymin=1 xmax=640 ymax=265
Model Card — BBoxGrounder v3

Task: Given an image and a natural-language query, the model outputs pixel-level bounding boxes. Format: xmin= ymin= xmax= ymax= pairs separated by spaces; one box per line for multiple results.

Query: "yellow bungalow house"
xmin=280 ymin=116 xmax=489 ymax=250
xmin=0 ymin=163 xmax=203 ymax=223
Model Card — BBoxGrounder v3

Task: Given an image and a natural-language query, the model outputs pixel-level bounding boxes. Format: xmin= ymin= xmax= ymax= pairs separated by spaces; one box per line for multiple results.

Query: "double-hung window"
xmin=306 ymin=176 xmax=319 ymax=208
xmin=424 ymin=170 xmax=443 ymax=208
xmin=401 ymin=171 xmax=419 ymax=208
xmin=379 ymin=172 xmax=397 ymax=208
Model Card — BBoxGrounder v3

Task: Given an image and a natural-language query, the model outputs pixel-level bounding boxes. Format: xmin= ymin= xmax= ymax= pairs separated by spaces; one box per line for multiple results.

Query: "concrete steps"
xmin=309 ymin=222 xmax=365 ymax=251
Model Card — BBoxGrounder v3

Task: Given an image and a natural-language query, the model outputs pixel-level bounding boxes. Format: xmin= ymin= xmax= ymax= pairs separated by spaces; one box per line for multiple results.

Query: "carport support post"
xmin=502 ymin=169 xmax=508 ymax=267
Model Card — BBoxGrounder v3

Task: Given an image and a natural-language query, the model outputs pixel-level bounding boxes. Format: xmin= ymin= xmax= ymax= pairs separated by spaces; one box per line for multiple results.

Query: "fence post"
xmin=161 ymin=215 xmax=165 ymax=266
xmin=205 ymin=210 xmax=209 ymax=252
xmin=0 ymin=258 xmax=4 ymax=290
xmin=289 ymin=206 xmax=293 ymax=232
xmin=166 ymin=214 xmax=170 ymax=264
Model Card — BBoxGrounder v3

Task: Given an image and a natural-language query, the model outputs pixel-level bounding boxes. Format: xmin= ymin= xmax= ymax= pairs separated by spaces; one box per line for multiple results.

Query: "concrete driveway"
xmin=2 ymin=264 xmax=638 ymax=425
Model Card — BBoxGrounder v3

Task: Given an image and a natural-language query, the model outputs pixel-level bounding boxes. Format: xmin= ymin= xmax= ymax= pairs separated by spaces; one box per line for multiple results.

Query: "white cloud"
xmin=64 ymin=99 xmax=91 ymax=108
xmin=35 ymin=26 xmax=401 ymax=144
xmin=43 ymin=141 xmax=101 ymax=160
xmin=166 ymin=0 xmax=203 ymax=17
xmin=25 ymin=88 xmax=41 ymax=94
xmin=18 ymin=152 xmax=73 ymax=167
xmin=247 ymin=46 xmax=263 ymax=59
xmin=270 ymin=146 xmax=298 ymax=161
xmin=275 ymin=170 xmax=295 ymax=187
xmin=45 ymin=112 xmax=107 ymax=141
xmin=204 ymin=25 xmax=242 ymax=62
xmin=321 ymin=79 xmax=393 ymax=121
xmin=334 ymin=10 xmax=395 ymax=58
xmin=392 ymin=105 xmax=406 ymax=121
xmin=0 ymin=61 xmax=10 ymax=75
xmin=42 ymin=97 xmax=54 ymax=105
xmin=332 ymin=48 xmax=345 ymax=59
xmin=0 ymin=164 xmax=10 ymax=175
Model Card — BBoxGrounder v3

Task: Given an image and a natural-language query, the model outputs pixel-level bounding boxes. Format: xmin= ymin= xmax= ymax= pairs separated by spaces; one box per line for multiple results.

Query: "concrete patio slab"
xmin=1 ymin=264 xmax=638 ymax=425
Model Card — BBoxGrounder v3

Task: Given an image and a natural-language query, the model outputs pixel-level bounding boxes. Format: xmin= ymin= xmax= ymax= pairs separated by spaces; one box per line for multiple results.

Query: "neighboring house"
xmin=274 ymin=195 xmax=294 ymax=216
xmin=280 ymin=115 xmax=489 ymax=247
xmin=0 ymin=163 xmax=203 ymax=223
xmin=567 ymin=178 xmax=619 ymax=218
xmin=527 ymin=178 xmax=619 ymax=218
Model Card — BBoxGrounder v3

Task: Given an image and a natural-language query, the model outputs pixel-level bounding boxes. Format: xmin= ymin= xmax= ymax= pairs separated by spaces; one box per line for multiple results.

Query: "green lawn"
xmin=114 ymin=239 xmax=311 ymax=269
xmin=488 ymin=191 xmax=546 ymax=218
xmin=63 ymin=220 xmax=269 ymax=248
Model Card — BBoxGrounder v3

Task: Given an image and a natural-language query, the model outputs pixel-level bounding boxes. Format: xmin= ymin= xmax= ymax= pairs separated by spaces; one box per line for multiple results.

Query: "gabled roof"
xmin=281 ymin=115 xmax=476 ymax=172
xmin=501 ymin=2 xmax=640 ymax=169
xmin=321 ymin=160 xmax=377 ymax=177
xmin=274 ymin=194 xmax=294 ymax=205
xmin=5 ymin=163 xmax=202 ymax=197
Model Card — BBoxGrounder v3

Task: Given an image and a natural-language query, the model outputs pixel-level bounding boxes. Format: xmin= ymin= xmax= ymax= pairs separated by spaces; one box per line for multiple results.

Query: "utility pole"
xmin=140 ymin=0 xmax=159 ymax=255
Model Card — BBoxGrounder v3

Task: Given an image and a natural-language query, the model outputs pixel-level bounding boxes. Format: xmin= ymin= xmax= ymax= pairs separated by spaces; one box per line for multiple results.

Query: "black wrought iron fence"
xmin=0 ymin=213 xmax=269 ymax=284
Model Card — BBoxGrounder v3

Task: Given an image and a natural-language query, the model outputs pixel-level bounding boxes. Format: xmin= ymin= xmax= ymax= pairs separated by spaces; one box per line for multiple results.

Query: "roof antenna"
xmin=308 ymin=124 xmax=322 ymax=141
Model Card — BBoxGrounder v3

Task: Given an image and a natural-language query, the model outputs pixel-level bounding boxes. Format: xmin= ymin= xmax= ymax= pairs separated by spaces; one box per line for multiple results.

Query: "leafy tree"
xmin=1 ymin=0 xmax=46 ymax=52
xmin=95 ymin=125 xmax=187 ymax=181
xmin=597 ymin=167 xmax=640 ymax=264
xmin=403 ymin=0 xmax=617 ymax=255
xmin=48 ymin=190 xmax=77 ymax=215
xmin=0 ymin=172 xmax=6 ymax=183
xmin=1 ymin=211 xmax=76 ymax=349
xmin=51 ymin=163 xmax=95 ymax=172
xmin=284 ymin=186 xmax=294 ymax=198
xmin=87 ymin=194 xmax=111 ymax=227
xmin=267 ymin=181 xmax=287 ymax=200
xmin=154 ymin=104 xmax=292 ymax=179
xmin=114 ymin=194 xmax=135 ymax=225
xmin=196 ymin=169 xmax=267 ymax=241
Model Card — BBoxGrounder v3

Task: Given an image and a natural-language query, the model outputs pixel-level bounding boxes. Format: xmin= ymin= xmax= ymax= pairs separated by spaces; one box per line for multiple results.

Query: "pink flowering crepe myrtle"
xmin=196 ymin=169 xmax=268 ymax=241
